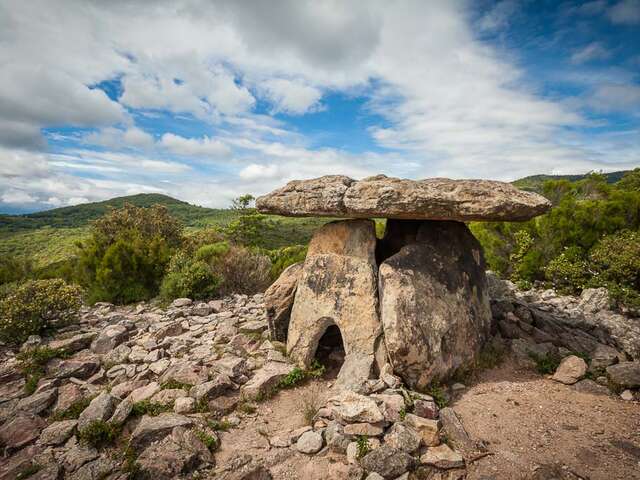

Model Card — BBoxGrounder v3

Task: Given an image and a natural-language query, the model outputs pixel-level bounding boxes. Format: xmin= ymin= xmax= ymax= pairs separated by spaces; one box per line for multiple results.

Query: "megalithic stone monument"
xmin=259 ymin=174 xmax=551 ymax=391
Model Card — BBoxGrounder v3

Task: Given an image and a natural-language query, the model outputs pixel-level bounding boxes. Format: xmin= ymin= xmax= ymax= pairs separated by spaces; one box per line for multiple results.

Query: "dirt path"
xmin=453 ymin=364 xmax=640 ymax=480
xmin=214 ymin=363 xmax=639 ymax=480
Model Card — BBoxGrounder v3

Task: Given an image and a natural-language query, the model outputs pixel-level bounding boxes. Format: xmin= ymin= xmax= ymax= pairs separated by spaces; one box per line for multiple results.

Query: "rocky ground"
xmin=0 ymin=286 xmax=639 ymax=480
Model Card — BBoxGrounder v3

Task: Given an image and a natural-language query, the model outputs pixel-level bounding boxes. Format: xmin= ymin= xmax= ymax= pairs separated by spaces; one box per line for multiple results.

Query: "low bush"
xmin=267 ymin=245 xmax=307 ymax=280
xmin=77 ymin=420 xmax=121 ymax=448
xmin=50 ymin=396 xmax=93 ymax=421
xmin=194 ymin=429 xmax=218 ymax=452
xmin=529 ymin=351 xmax=562 ymax=375
xmin=131 ymin=400 xmax=172 ymax=417
xmin=217 ymin=245 xmax=271 ymax=296
xmin=159 ymin=251 xmax=222 ymax=302
xmin=0 ymin=279 xmax=82 ymax=345
xmin=17 ymin=346 xmax=70 ymax=394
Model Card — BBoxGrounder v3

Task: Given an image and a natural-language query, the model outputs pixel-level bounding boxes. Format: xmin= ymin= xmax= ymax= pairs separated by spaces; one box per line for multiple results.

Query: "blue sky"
xmin=0 ymin=0 xmax=638 ymax=213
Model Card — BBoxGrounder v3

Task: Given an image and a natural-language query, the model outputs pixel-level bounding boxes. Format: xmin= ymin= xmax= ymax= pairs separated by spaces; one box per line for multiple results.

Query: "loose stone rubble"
xmin=0 ymin=278 xmax=637 ymax=479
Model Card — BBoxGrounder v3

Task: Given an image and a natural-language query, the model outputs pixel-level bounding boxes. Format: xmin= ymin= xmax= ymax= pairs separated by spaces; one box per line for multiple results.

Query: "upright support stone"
xmin=378 ymin=220 xmax=492 ymax=389
xmin=287 ymin=219 xmax=383 ymax=391
xmin=264 ymin=262 xmax=303 ymax=342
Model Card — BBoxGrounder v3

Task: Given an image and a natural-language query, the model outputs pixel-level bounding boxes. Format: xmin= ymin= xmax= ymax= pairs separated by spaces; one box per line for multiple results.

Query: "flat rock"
xmin=129 ymin=413 xmax=194 ymax=449
xmin=329 ymin=391 xmax=384 ymax=424
xmin=48 ymin=332 xmax=97 ymax=353
xmin=420 ymin=444 xmax=464 ymax=469
xmin=404 ymin=413 xmax=440 ymax=447
xmin=16 ymin=388 xmax=57 ymax=415
xmin=607 ymin=361 xmax=640 ymax=389
xmin=552 ymin=355 xmax=587 ymax=385
xmin=240 ymin=362 xmax=294 ymax=399
xmin=37 ymin=420 xmax=77 ymax=446
xmin=0 ymin=414 xmax=46 ymax=449
xmin=90 ymin=324 xmax=128 ymax=354
xmin=189 ymin=374 xmax=234 ymax=401
xmin=256 ymin=175 xmax=550 ymax=221
xmin=383 ymin=423 xmax=421 ymax=453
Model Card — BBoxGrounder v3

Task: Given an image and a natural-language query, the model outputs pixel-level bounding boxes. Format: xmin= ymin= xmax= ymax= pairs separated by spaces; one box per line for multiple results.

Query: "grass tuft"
xmin=131 ymin=400 xmax=172 ymax=417
xmin=17 ymin=346 xmax=70 ymax=395
xmin=77 ymin=420 xmax=121 ymax=449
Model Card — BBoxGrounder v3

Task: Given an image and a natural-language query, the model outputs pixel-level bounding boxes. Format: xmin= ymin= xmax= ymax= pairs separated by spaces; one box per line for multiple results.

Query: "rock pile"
xmin=260 ymin=175 xmax=551 ymax=390
xmin=0 ymin=294 xmax=294 ymax=479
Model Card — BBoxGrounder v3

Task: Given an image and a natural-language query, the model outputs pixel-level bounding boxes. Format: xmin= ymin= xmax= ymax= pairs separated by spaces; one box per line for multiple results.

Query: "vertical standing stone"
xmin=287 ymin=219 xmax=382 ymax=391
xmin=378 ymin=220 xmax=492 ymax=389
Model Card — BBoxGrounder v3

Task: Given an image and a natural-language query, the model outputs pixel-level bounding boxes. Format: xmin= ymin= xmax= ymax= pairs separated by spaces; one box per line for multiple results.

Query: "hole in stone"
xmin=315 ymin=325 xmax=345 ymax=379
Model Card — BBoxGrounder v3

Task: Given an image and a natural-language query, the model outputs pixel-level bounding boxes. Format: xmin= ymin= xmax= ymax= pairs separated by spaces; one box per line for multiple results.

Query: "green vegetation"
xmin=472 ymin=169 xmax=640 ymax=313
xmin=236 ymin=401 xmax=257 ymax=414
xmin=0 ymin=279 xmax=82 ymax=345
xmin=207 ymin=419 xmax=231 ymax=431
xmin=131 ymin=400 xmax=172 ymax=417
xmin=77 ymin=420 xmax=121 ymax=448
xmin=356 ymin=435 xmax=370 ymax=458
xmin=16 ymin=464 xmax=42 ymax=480
xmin=17 ymin=346 xmax=70 ymax=394
xmin=425 ymin=383 xmax=448 ymax=409
xmin=194 ymin=429 xmax=219 ymax=452
xmin=529 ymin=352 xmax=562 ymax=375
xmin=160 ymin=379 xmax=193 ymax=390
xmin=50 ymin=396 xmax=93 ymax=421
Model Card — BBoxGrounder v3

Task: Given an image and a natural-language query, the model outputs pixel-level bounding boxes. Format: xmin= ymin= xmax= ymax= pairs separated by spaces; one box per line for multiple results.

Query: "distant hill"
xmin=512 ymin=170 xmax=629 ymax=193
xmin=0 ymin=193 xmax=233 ymax=232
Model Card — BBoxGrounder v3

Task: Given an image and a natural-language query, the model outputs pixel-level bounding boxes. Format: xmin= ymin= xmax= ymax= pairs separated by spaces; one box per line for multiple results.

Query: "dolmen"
xmin=259 ymin=175 xmax=551 ymax=391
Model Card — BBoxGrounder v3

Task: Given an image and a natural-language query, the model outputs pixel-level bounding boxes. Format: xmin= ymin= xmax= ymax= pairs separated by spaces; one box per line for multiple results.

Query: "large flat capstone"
xmin=256 ymin=174 xmax=551 ymax=222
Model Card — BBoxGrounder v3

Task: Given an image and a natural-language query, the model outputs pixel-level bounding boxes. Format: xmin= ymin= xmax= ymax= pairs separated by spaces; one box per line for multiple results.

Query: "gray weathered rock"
xmin=287 ymin=220 xmax=382 ymax=390
xmin=16 ymin=388 xmax=57 ymax=415
xmin=552 ymin=355 xmax=587 ymax=385
xmin=329 ymin=391 xmax=384 ymax=424
xmin=607 ymin=361 xmax=640 ymax=388
xmin=296 ymin=430 xmax=324 ymax=454
xmin=136 ymin=426 xmax=213 ymax=479
xmin=264 ymin=262 xmax=303 ymax=342
xmin=90 ymin=324 xmax=128 ymax=354
xmin=48 ymin=332 xmax=97 ymax=353
xmin=240 ymin=362 xmax=294 ymax=399
xmin=129 ymin=413 xmax=194 ymax=449
xmin=189 ymin=374 xmax=234 ymax=401
xmin=360 ymin=444 xmax=415 ymax=479
xmin=379 ymin=220 xmax=492 ymax=389
xmin=384 ymin=423 xmax=421 ymax=453
xmin=37 ymin=420 xmax=77 ymax=446
xmin=77 ymin=392 xmax=119 ymax=430
xmin=257 ymin=175 xmax=551 ymax=221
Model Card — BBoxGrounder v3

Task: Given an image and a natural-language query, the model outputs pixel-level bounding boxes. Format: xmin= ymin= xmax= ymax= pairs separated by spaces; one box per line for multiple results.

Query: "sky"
xmin=0 ymin=0 xmax=638 ymax=213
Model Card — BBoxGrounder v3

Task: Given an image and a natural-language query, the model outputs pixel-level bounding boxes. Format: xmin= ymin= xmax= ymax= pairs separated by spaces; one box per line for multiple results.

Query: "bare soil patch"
xmin=452 ymin=363 xmax=640 ymax=480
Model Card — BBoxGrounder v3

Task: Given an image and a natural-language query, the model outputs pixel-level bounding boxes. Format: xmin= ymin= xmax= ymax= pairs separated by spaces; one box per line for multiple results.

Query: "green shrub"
xmin=529 ymin=352 xmax=561 ymax=375
xmin=0 ymin=256 xmax=32 ymax=285
xmin=77 ymin=420 xmax=121 ymax=448
xmin=194 ymin=429 xmax=218 ymax=452
xmin=77 ymin=204 xmax=182 ymax=304
xmin=50 ymin=396 xmax=93 ymax=421
xmin=17 ymin=346 xmax=70 ymax=394
xmin=224 ymin=211 xmax=273 ymax=247
xmin=590 ymin=230 xmax=640 ymax=293
xmin=131 ymin=400 xmax=172 ymax=417
xmin=0 ymin=279 xmax=82 ymax=345
xmin=159 ymin=252 xmax=222 ymax=302
xmin=545 ymin=247 xmax=591 ymax=294
xmin=195 ymin=241 xmax=230 ymax=262
xmin=16 ymin=464 xmax=41 ymax=480
xmin=267 ymin=245 xmax=307 ymax=280
xmin=425 ymin=383 xmax=448 ymax=409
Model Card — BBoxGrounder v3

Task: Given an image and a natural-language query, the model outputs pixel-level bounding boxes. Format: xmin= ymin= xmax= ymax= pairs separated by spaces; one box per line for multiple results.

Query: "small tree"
xmin=230 ymin=194 xmax=255 ymax=213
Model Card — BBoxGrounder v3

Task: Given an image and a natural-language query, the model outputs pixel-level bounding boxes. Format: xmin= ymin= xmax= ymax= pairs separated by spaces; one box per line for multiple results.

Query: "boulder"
xmin=264 ymin=262 xmax=303 ymax=342
xmin=90 ymin=324 xmax=128 ymax=354
xmin=256 ymin=175 xmax=551 ymax=221
xmin=16 ymin=388 xmax=57 ymax=415
xmin=360 ymin=444 xmax=415 ymax=479
xmin=329 ymin=391 xmax=384 ymax=424
xmin=420 ymin=444 xmax=464 ymax=469
xmin=287 ymin=219 xmax=382 ymax=390
xmin=383 ymin=423 xmax=421 ymax=453
xmin=296 ymin=430 xmax=324 ymax=454
xmin=36 ymin=420 xmax=77 ymax=446
xmin=129 ymin=413 xmax=194 ymax=449
xmin=552 ymin=355 xmax=587 ymax=385
xmin=240 ymin=362 xmax=294 ymax=399
xmin=0 ymin=414 xmax=46 ymax=449
xmin=48 ymin=332 xmax=97 ymax=353
xmin=52 ymin=358 xmax=100 ymax=379
xmin=136 ymin=426 xmax=213 ymax=479
xmin=404 ymin=413 xmax=440 ymax=447
xmin=379 ymin=220 xmax=492 ymax=389
xmin=77 ymin=392 xmax=119 ymax=430
xmin=607 ymin=361 xmax=640 ymax=388
xmin=189 ymin=374 xmax=234 ymax=401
